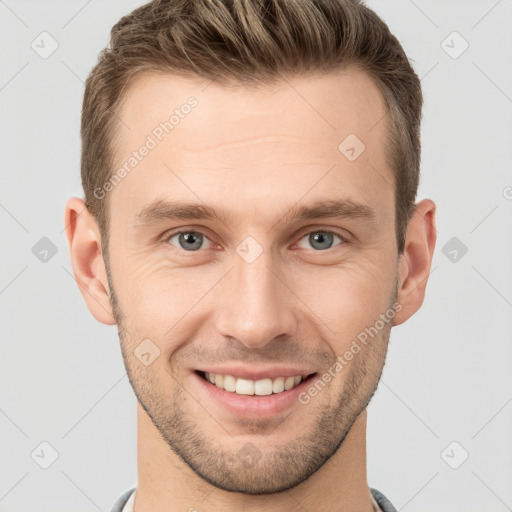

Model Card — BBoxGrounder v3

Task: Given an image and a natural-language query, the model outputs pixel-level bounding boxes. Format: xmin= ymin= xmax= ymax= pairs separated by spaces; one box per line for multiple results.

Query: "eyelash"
xmin=163 ymin=228 xmax=349 ymax=252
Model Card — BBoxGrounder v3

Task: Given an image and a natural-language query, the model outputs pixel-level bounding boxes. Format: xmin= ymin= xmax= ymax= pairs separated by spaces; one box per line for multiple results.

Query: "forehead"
xmin=109 ymin=68 xmax=393 ymax=226
xmin=115 ymin=67 xmax=388 ymax=149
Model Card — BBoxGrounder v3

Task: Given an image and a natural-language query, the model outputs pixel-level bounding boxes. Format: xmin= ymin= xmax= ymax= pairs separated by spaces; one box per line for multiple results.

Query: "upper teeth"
xmin=204 ymin=373 xmax=305 ymax=396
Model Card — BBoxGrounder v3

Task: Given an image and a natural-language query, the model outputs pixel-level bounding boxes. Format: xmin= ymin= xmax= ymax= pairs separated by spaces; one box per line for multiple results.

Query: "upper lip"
xmin=194 ymin=365 xmax=317 ymax=381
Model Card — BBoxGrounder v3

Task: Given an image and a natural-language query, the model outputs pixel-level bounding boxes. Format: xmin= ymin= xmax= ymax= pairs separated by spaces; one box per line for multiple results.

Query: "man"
xmin=64 ymin=0 xmax=436 ymax=510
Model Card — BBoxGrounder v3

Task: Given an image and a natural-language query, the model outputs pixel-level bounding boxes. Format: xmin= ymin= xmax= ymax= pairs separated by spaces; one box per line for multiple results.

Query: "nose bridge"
xmin=214 ymin=241 xmax=297 ymax=349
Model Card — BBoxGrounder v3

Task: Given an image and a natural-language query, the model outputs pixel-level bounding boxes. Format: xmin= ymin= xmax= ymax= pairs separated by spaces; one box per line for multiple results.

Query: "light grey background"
xmin=1 ymin=1 xmax=511 ymax=511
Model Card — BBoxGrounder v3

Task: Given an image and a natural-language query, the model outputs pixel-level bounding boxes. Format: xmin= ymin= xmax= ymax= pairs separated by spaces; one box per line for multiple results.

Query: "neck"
xmin=134 ymin=403 xmax=374 ymax=512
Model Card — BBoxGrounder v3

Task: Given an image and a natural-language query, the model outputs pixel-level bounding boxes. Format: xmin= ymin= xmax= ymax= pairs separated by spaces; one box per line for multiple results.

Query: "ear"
xmin=392 ymin=199 xmax=437 ymax=326
xmin=64 ymin=197 xmax=116 ymax=325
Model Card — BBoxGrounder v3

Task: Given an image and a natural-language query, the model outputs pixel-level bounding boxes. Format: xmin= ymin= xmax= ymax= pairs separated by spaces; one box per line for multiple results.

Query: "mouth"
xmin=192 ymin=369 xmax=318 ymax=418
xmin=195 ymin=370 xmax=318 ymax=396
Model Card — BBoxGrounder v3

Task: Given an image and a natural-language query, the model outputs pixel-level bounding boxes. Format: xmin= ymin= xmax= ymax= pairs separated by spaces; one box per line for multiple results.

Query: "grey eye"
xmin=168 ymin=231 xmax=211 ymax=251
xmin=296 ymin=231 xmax=343 ymax=251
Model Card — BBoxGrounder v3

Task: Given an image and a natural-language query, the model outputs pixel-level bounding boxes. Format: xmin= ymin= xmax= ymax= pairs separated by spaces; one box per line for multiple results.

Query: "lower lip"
xmin=192 ymin=371 xmax=317 ymax=419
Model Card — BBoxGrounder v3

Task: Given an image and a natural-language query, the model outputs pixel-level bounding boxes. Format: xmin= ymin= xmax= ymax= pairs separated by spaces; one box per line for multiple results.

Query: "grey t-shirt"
xmin=109 ymin=486 xmax=398 ymax=512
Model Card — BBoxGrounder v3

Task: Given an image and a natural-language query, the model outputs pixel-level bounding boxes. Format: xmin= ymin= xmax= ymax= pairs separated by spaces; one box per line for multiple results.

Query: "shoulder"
xmin=109 ymin=486 xmax=137 ymax=512
xmin=370 ymin=487 xmax=398 ymax=512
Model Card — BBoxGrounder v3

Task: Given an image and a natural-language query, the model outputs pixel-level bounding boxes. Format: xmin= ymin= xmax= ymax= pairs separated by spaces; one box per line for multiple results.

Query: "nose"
xmin=214 ymin=244 xmax=299 ymax=350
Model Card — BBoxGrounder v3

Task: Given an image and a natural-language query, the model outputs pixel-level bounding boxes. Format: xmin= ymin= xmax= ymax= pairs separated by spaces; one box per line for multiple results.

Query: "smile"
xmin=199 ymin=371 xmax=314 ymax=396
xmin=193 ymin=370 xmax=318 ymax=418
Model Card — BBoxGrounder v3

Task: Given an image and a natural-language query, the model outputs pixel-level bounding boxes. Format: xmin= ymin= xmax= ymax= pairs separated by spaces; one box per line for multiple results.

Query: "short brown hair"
xmin=81 ymin=0 xmax=422 ymax=255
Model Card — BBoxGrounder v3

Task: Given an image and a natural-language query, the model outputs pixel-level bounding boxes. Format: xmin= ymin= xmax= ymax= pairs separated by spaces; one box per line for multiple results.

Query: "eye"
xmin=167 ymin=231 xmax=212 ymax=251
xmin=296 ymin=230 xmax=345 ymax=251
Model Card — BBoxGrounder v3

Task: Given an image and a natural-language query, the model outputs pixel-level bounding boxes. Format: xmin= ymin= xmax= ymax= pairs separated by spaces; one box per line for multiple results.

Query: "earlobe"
xmin=392 ymin=199 xmax=437 ymax=326
xmin=64 ymin=197 xmax=116 ymax=325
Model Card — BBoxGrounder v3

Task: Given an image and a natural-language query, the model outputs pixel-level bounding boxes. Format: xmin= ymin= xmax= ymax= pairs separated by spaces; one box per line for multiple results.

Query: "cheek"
xmin=113 ymin=255 xmax=217 ymax=338
xmin=291 ymin=257 xmax=396 ymax=344
xmin=111 ymin=237 xmax=397 ymax=349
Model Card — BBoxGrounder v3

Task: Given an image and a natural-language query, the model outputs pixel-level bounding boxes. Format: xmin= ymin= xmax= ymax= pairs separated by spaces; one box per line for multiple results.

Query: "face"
xmin=103 ymin=69 xmax=401 ymax=494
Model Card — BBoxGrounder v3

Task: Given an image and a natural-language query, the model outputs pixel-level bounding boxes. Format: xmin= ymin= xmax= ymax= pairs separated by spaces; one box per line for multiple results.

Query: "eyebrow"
xmin=133 ymin=198 xmax=376 ymax=229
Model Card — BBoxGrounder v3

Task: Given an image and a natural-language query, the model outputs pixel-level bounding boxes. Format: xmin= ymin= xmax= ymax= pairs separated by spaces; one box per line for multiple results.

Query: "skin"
xmin=65 ymin=68 xmax=436 ymax=512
